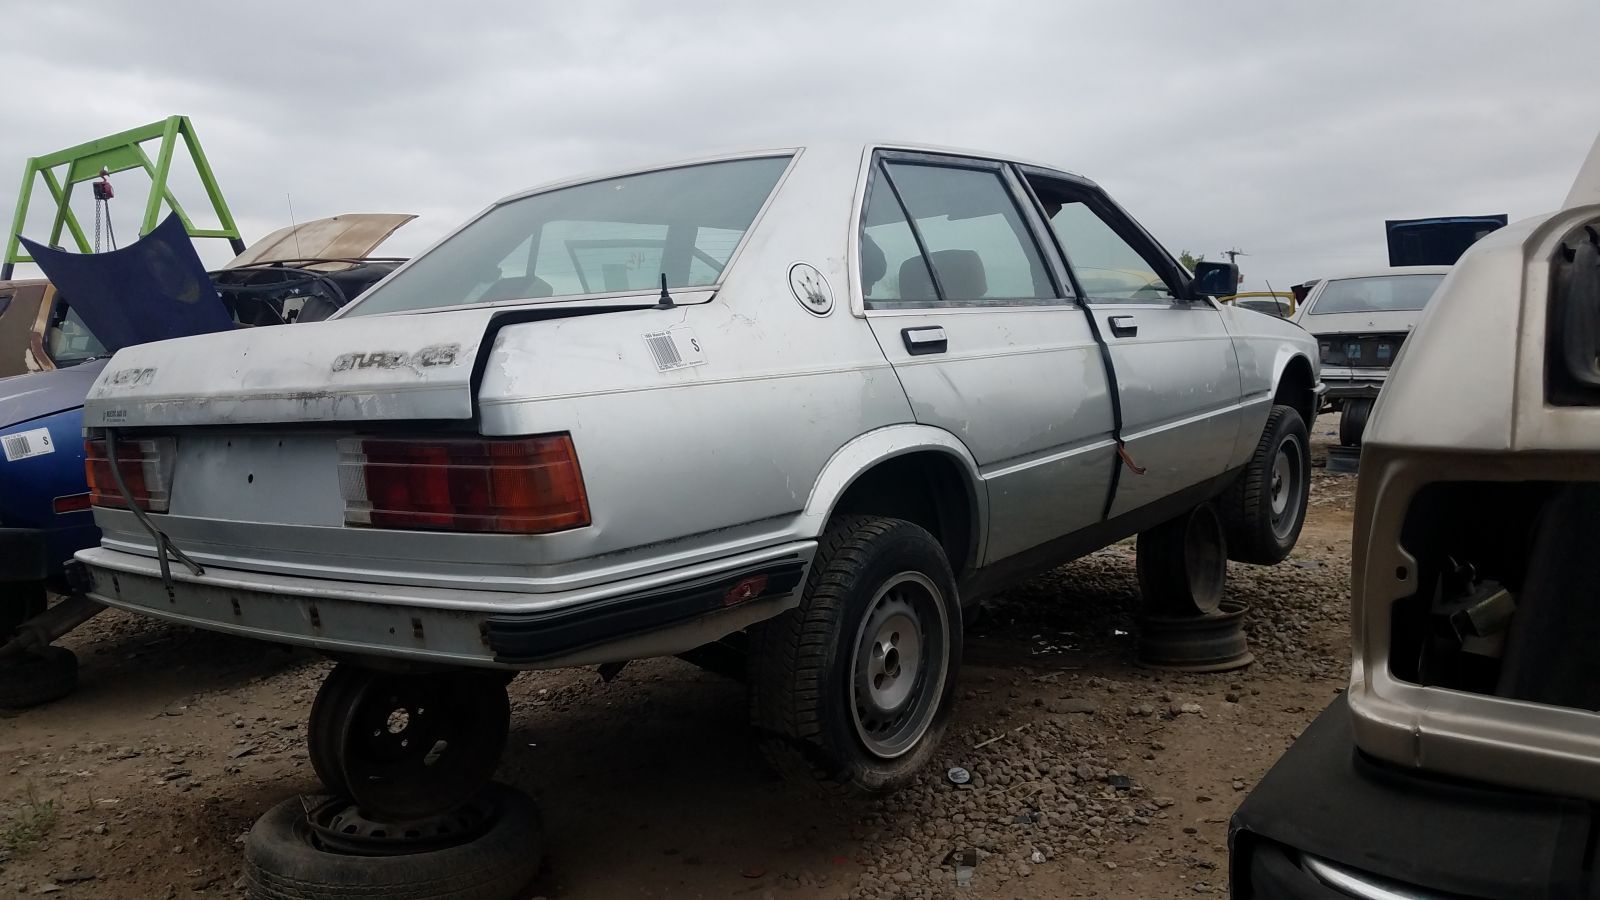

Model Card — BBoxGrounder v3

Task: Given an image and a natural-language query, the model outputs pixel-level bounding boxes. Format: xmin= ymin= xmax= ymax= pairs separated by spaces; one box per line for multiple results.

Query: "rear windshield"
xmin=1310 ymin=273 xmax=1444 ymax=315
xmin=343 ymin=156 xmax=792 ymax=316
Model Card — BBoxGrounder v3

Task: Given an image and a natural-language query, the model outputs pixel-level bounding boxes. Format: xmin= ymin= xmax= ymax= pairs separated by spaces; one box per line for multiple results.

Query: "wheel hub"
xmin=1269 ymin=435 xmax=1305 ymax=539
xmin=850 ymin=572 xmax=949 ymax=760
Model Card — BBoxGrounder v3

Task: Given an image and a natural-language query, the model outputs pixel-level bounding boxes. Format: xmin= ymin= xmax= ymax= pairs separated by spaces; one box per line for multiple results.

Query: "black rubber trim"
xmin=0 ymin=528 xmax=49 ymax=582
xmin=1010 ymin=171 xmax=1131 ymax=521
xmin=1229 ymin=695 xmax=1600 ymax=898
xmin=484 ymin=558 xmax=805 ymax=663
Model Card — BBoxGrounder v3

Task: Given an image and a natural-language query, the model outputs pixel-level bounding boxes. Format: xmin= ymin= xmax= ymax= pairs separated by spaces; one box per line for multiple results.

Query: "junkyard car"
xmin=1291 ymin=266 xmax=1448 ymax=445
xmin=73 ymin=143 xmax=1319 ymax=799
xmin=1231 ymin=136 xmax=1600 ymax=897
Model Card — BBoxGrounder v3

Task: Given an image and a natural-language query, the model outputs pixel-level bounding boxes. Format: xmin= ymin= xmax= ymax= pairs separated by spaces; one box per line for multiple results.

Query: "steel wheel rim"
xmin=320 ymin=669 xmax=508 ymax=821
xmin=849 ymin=571 xmax=949 ymax=760
xmin=1269 ymin=434 xmax=1304 ymax=540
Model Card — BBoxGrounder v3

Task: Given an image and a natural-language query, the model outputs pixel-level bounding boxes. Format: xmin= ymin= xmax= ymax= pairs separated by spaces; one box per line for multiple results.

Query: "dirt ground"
xmin=0 ymin=417 xmax=1357 ymax=899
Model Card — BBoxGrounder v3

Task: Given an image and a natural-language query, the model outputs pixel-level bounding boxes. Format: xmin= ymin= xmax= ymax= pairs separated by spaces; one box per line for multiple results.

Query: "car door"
xmin=1018 ymin=171 xmax=1243 ymax=519
xmin=857 ymin=151 xmax=1117 ymax=564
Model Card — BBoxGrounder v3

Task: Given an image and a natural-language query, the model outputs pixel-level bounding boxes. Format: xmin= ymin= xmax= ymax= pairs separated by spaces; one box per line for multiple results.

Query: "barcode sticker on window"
xmin=2 ymin=427 xmax=54 ymax=462
xmin=642 ymin=328 xmax=706 ymax=372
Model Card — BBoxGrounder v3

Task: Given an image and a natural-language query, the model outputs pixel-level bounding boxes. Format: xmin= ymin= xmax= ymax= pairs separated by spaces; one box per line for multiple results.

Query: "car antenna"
xmin=656 ymin=272 xmax=675 ymax=309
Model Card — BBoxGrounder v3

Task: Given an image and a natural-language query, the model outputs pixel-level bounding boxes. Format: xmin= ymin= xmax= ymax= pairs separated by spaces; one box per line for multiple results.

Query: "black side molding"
xmin=483 ymin=558 xmax=806 ymax=664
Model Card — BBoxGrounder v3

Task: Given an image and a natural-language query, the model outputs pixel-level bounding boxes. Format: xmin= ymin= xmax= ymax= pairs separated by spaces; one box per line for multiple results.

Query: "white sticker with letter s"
xmin=2 ymin=427 xmax=54 ymax=462
xmin=642 ymin=327 xmax=707 ymax=372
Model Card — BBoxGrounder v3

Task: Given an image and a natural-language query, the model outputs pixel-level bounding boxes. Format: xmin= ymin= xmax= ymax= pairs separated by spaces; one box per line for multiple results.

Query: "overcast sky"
xmin=4 ymin=1 xmax=1597 ymax=292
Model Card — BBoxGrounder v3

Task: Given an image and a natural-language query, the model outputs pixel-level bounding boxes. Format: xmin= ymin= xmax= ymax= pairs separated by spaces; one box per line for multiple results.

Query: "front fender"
xmin=796 ymin=423 xmax=988 ymax=568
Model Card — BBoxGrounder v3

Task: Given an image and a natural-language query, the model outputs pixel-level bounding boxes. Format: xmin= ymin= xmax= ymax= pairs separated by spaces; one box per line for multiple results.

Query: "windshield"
xmin=344 ymin=155 xmax=792 ymax=317
xmin=48 ymin=303 xmax=109 ymax=366
xmin=1311 ymin=273 xmax=1444 ymax=315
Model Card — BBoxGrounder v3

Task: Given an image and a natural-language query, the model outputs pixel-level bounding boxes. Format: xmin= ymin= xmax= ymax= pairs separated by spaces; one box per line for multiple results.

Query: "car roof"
xmin=1318 ymin=265 xmax=1453 ymax=281
xmin=491 ymin=141 xmax=1093 ymax=207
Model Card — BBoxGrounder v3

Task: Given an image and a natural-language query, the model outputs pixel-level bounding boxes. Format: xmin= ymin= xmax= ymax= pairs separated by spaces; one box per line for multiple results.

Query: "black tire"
xmin=0 ymin=645 xmax=78 ymax=709
xmin=1136 ymin=503 xmax=1227 ymax=617
xmin=244 ymin=783 xmax=542 ymax=900
xmin=749 ymin=516 xmax=961 ymax=794
xmin=0 ymin=581 xmax=49 ymax=639
xmin=1340 ymin=396 xmax=1375 ymax=446
xmin=1221 ymin=405 xmax=1310 ymax=565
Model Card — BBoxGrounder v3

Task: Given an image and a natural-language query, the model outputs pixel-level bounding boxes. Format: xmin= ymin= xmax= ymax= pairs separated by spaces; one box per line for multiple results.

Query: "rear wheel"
xmin=749 ymin=516 xmax=961 ymax=793
xmin=1221 ymin=405 xmax=1310 ymax=565
xmin=1340 ymin=397 xmax=1375 ymax=446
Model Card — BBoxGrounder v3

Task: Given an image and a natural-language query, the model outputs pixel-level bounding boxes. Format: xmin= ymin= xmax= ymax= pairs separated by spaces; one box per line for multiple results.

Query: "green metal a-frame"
xmin=1 ymin=115 xmax=246 ymax=279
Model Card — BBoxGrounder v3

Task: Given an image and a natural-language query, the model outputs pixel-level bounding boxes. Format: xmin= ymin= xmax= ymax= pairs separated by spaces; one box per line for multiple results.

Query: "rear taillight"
xmin=338 ymin=434 xmax=590 ymax=534
xmin=84 ymin=437 xmax=175 ymax=512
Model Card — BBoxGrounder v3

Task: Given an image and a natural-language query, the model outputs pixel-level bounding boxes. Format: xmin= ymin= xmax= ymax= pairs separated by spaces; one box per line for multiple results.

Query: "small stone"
xmin=1180 ymin=702 xmax=1204 ymax=715
xmin=1046 ymin=698 xmax=1099 ymax=715
xmin=1225 ymin=692 xmax=1241 ymax=703
xmin=1016 ymin=862 xmax=1033 ymax=877
xmin=1231 ymin=780 xmax=1247 ymax=791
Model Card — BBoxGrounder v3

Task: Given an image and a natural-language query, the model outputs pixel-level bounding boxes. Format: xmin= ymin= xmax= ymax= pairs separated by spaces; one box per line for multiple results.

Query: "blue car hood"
xmin=19 ymin=212 xmax=233 ymax=352
xmin=0 ymin=359 xmax=105 ymax=427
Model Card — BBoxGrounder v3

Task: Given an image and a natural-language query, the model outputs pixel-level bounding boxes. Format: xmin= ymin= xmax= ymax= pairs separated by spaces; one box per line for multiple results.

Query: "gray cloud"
xmin=4 ymin=0 xmax=1597 ymax=291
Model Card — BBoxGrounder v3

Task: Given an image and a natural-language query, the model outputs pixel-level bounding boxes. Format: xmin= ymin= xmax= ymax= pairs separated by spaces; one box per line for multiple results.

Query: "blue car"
xmin=0 ymin=359 xmax=104 ymax=631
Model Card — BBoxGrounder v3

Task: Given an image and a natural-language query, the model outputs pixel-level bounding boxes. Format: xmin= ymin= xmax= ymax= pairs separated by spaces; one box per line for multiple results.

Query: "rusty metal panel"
xmin=0 ymin=280 xmax=49 ymax=377
xmin=225 ymin=213 xmax=416 ymax=268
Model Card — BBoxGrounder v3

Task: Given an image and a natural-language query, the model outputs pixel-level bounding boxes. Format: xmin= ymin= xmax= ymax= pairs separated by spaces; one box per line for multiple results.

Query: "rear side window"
xmin=345 ymin=156 xmax=791 ymax=316
xmin=860 ymin=160 xmax=1055 ymax=308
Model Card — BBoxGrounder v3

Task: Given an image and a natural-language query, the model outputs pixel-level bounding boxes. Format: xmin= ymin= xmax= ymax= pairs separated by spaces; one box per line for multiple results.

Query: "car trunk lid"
xmin=82 ymin=307 xmax=498 ymax=428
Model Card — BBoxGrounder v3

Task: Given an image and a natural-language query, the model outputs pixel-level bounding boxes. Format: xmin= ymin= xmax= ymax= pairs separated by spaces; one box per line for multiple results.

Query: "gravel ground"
xmin=0 ymin=417 xmax=1357 ymax=899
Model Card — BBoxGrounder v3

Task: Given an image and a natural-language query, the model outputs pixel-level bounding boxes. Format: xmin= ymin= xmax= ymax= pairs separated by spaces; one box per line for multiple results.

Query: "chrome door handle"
xmin=1108 ymin=315 xmax=1137 ymax=337
xmin=902 ymin=326 xmax=947 ymax=355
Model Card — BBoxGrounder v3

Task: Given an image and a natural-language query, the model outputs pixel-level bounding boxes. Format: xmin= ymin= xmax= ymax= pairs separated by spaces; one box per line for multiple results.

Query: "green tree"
xmin=1179 ymin=250 xmax=1205 ymax=272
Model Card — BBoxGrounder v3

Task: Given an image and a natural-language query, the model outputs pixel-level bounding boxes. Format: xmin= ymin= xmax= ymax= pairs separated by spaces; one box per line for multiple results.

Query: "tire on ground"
xmin=748 ymin=515 xmax=961 ymax=794
xmin=243 ymin=783 xmax=542 ymax=900
xmin=1221 ymin=405 xmax=1311 ymax=565
xmin=0 ymin=645 xmax=78 ymax=709
xmin=1340 ymin=396 xmax=1374 ymax=447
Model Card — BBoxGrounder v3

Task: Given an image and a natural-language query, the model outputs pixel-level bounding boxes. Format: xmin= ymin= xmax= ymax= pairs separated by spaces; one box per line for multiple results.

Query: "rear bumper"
xmin=74 ymin=541 xmax=813 ymax=669
xmin=0 ymin=528 xmax=48 ymax=582
xmin=1320 ymin=372 xmax=1387 ymax=401
xmin=1230 ymin=696 xmax=1600 ymax=898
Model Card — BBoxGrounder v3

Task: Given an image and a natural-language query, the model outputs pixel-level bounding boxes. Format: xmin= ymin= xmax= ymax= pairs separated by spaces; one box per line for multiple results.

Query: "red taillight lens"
xmin=338 ymin=434 xmax=591 ymax=534
xmin=84 ymin=437 xmax=175 ymax=512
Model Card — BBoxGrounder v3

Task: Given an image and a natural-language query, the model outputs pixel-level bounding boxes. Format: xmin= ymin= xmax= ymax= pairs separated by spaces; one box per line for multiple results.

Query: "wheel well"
xmin=1275 ymin=356 xmax=1317 ymax=426
xmin=831 ymin=452 xmax=975 ymax=576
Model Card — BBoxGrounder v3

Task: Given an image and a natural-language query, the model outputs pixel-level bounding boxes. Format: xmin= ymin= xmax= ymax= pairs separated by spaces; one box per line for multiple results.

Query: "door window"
xmin=1035 ymin=192 xmax=1179 ymax=304
xmin=860 ymin=160 xmax=1056 ymax=308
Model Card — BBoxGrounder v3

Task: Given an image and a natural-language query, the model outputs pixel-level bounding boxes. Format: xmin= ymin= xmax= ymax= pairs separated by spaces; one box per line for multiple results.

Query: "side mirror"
xmin=1190 ymin=261 xmax=1240 ymax=299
